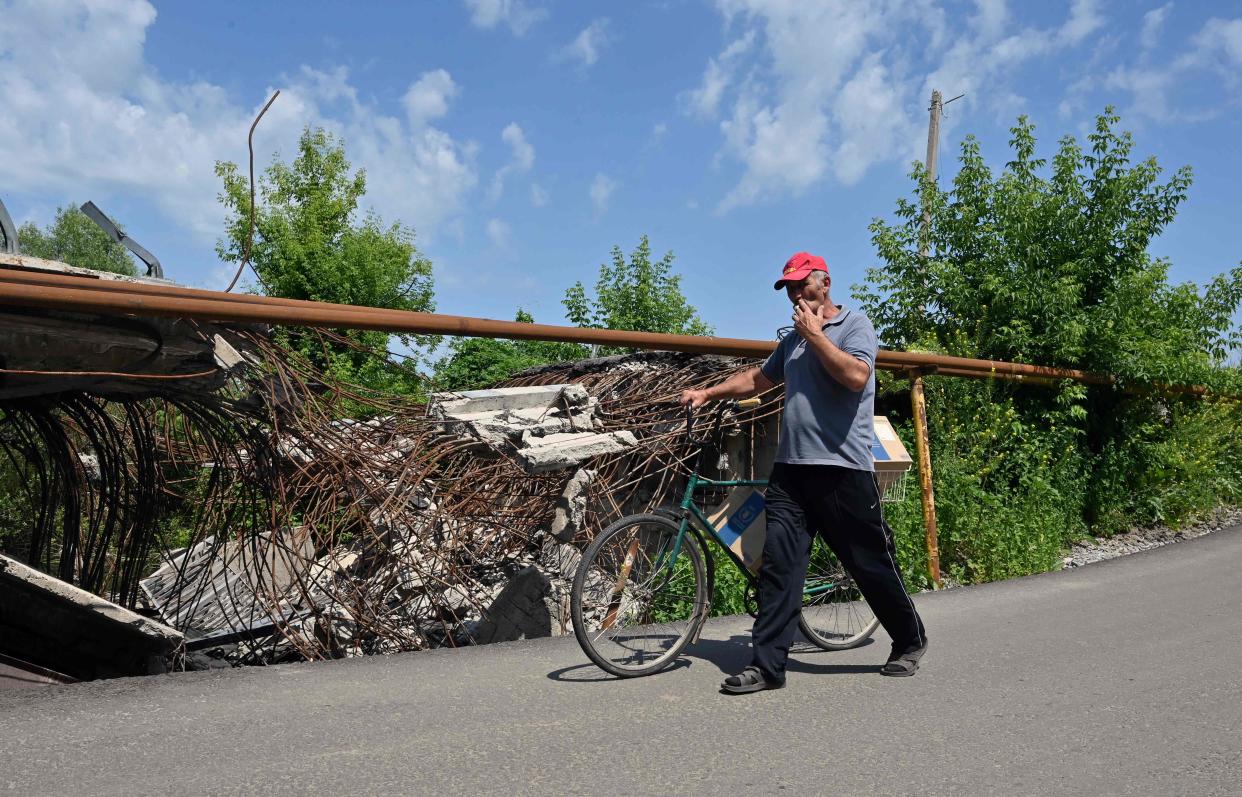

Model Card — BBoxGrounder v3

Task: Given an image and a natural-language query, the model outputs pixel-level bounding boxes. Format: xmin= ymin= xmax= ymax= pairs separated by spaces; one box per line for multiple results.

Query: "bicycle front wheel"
xmin=799 ymin=534 xmax=879 ymax=650
xmin=571 ymin=513 xmax=708 ymax=677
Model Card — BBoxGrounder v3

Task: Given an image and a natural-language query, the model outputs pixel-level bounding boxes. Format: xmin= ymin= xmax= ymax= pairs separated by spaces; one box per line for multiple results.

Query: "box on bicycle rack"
xmin=870 ymin=416 xmax=913 ymax=502
xmin=705 ymin=486 xmax=767 ymax=575
xmin=706 ymin=416 xmax=913 ymax=575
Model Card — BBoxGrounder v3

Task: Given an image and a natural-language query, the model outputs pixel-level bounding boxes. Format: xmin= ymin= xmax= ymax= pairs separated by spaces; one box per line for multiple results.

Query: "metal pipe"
xmin=0 ymin=267 xmax=1235 ymax=399
xmin=0 ymin=277 xmax=779 ymax=357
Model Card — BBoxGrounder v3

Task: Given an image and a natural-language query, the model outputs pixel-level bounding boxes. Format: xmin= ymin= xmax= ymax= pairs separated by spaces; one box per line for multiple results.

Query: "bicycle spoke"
xmin=800 ymin=536 xmax=878 ymax=650
xmin=572 ymin=514 xmax=706 ymax=676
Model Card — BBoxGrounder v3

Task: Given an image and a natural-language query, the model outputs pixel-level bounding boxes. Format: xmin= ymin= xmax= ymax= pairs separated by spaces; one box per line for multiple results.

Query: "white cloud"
xmin=1058 ymin=0 xmax=1104 ymax=45
xmin=402 ymin=69 xmax=458 ymax=125
xmin=684 ymin=30 xmax=755 ymax=118
xmin=461 ymin=0 xmax=545 ymax=36
xmin=701 ymin=0 xmax=1115 ymax=211
xmin=530 ymin=183 xmax=548 ymax=207
xmin=972 ymin=0 xmax=1009 ymax=41
xmin=0 ymin=0 xmax=478 ymax=252
xmin=831 ymin=55 xmax=909 ymax=185
xmin=485 ymin=217 xmax=512 ymax=249
xmin=502 ymin=123 xmax=535 ymax=169
xmin=560 ymin=19 xmax=611 ymax=67
xmin=1141 ymin=3 xmax=1173 ymax=51
xmin=1191 ymin=17 xmax=1242 ymax=68
xmin=488 ymin=122 xmax=535 ymax=201
xmin=1105 ymin=15 xmax=1242 ymax=121
xmin=589 ymin=173 xmax=615 ymax=216
xmin=1104 ymin=64 xmax=1176 ymax=118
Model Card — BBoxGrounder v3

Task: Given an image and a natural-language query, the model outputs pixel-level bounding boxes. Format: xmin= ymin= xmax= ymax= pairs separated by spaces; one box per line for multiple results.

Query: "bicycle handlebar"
xmin=683 ymin=397 xmax=761 ymax=447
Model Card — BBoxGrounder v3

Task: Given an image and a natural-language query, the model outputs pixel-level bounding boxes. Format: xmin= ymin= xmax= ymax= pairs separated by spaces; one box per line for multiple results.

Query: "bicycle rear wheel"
xmin=799 ymin=534 xmax=879 ymax=650
xmin=571 ymin=513 xmax=707 ymax=677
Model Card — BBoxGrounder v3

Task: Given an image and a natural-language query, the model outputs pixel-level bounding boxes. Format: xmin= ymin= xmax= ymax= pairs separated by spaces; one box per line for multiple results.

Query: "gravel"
xmin=1061 ymin=505 xmax=1242 ymax=569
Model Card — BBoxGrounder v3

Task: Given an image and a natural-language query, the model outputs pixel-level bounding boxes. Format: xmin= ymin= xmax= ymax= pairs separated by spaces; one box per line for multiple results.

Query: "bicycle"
xmin=570 ymin=398 xmax=882 ymax=678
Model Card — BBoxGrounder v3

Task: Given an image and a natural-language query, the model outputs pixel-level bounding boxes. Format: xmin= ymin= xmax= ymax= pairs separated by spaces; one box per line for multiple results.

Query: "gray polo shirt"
xmin=760 ymin=306 xmax=877 ymax=471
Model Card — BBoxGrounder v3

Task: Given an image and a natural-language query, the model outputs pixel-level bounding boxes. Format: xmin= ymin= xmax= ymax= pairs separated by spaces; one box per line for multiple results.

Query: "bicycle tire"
xmin=571 ymin=513 xmax=708 ymax=677
xmin=798 ymin=534 xmax=879 ymax=650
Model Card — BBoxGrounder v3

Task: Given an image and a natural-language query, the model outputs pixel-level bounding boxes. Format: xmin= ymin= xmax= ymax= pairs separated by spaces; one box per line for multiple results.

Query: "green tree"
xmin=435 ymin=236 xmax=712 ymax=390
xmin=564 ymin=235 xmax=713 ymax=353
xmin=855 ymin=108 xmax=1242 ymax=585
xmin=215 ymin=127 xmax=435 ymax=393
xmin=433 ymin=310 xmax=589 ymax=391
xmin=18 ymin=206 xmax=136 ymax=275
xmin=860 ymin=108 xmax=1241 ymax=389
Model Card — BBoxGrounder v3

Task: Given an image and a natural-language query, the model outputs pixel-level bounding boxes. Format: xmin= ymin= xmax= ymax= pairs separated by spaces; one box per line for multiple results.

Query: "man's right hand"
xmin=680 ymin=389 xmax=709 ymax=408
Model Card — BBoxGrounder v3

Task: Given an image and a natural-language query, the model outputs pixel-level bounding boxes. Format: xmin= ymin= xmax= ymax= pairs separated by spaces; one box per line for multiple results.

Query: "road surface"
xmin=3 ymin=524 xmax=1240 ymax=796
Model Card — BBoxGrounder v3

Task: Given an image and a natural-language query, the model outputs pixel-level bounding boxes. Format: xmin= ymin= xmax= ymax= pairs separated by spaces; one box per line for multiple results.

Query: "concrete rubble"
xmin=1 ymin=251 xmax=773 ymax=674
xmin=0 ymin=553 xmax=182 ymax=683
xmin=430 ymin=384 xmax=637 ymax=473
xmin=140 ymin=527 xmax=315 ymax=639
xmin=144 ymin=511 xmax=594 ymax=664
xmin=550 ymin=468 xmax=596 ymax=542
xmin=185 ymin=356 xmax=770 ymax=666
xmin=0 ymin=347 xmax=766 ymax=671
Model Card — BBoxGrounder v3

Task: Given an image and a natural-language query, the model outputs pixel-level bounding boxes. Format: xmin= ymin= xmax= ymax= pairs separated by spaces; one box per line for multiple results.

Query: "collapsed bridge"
xmin=0 ymin=252 xmax=786 ymax=676
xmin=1 ymin=238 xmax=1234 ymax=682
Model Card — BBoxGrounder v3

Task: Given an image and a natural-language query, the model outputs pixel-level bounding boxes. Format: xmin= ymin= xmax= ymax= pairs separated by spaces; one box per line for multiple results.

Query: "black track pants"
xmin=750 ymin=463 xmax=927 ymax=684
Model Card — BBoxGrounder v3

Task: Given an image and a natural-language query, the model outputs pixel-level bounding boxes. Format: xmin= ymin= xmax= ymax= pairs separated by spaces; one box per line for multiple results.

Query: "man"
xmin=680 ymin=252 xmax=927 ymax=694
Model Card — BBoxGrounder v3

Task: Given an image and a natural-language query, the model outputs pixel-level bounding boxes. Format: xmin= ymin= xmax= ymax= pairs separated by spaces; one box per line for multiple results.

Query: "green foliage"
xmin=216 ymin=127 xmax=435 ymax=395
xmin=1089 ymin=396 xmax=1242 ymax=532
xmin=859 ymin=108 xmax=1240 ymax=386
xmin=433 ymin=310 xmax=589 ymax=391
xmin=854 ymin=109 xmax=1242 ymax=584
xmin=879 ymin=377 xmax=1087 ymax=589
xmin=0 ymin=452 xmax=35 ymax=559
xmin=709 ymin=555 xmax=752 ymax=617
xmin=564 ymin=235 xmax=712 ymax=354
xmin=435 ymin=236 xmax=711 ymax=390
xmin=17 ymin=206 xmax=137 ymax=275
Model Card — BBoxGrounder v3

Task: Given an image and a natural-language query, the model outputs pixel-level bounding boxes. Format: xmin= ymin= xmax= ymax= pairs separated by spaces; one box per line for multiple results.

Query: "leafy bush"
xmin=856 ymin=109 xmax=1242 ymax=585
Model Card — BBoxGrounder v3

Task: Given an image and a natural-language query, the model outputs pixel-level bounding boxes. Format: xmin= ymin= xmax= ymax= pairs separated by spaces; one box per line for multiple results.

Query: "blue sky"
xmin=2 ymin=0 xmax=1240 ymax=345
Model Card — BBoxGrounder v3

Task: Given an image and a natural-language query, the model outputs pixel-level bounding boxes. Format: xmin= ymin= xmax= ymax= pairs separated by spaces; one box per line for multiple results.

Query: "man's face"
xmin=784 ymin=272 xmax=830 ymax=313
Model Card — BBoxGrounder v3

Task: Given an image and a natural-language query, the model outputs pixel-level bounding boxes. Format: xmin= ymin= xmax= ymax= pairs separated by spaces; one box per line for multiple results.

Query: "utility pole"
xmin=920 ymin=89 xmax=943 ymax=258
xmin=913 ymin=88 xmax=945 ymax=589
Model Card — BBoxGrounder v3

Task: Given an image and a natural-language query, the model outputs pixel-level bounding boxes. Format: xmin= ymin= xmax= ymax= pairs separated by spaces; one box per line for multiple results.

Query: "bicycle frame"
xmin=656 ymin=403 xmax=845 ymax=604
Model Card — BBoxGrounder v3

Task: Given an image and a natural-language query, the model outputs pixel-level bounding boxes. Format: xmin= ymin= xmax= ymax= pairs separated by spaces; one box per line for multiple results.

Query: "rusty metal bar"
xmin=1 ymin=266 xmax=1234 ymax=401
xmin=0 ymin=273 xmax=778 ymax=357
xmin=908 ymin=369 xmax=942 ymax=588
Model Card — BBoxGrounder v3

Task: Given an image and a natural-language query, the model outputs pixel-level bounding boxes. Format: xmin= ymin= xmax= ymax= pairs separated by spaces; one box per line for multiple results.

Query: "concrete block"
xmin=431 ymin=384 xmax=589 ymax=417
xmin=469 ymin=566 xmax=553 ymax=644
xmin=549 ymin=468 xmax=596 ymax=542
xmin=0 ymin=554 xmax=182 ymax=681
xmin=517 ymin=431 xmax=637 ymax=473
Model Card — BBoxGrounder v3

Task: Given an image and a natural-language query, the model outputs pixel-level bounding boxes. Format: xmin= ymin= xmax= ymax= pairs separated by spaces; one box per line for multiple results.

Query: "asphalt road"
xmin=4 ymin=525 xmax=1241 ymax=796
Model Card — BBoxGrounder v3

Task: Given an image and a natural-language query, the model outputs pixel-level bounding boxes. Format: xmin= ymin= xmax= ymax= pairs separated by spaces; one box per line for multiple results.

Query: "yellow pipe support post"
xmin=908 ymin=369 xmax=943 ymax=588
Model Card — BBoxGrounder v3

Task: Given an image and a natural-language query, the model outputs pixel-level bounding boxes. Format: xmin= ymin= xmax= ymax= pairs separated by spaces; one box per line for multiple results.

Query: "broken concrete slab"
xmin=550 ymin=468 xmax=596 ymax=542
xmin=468 ymin=566 xmax=553 ymax=644
xmin=518 ymin=431 xmax=637 ymax=473
xmin=430 ymin=385 xmax=637 ymax=473
xmin=0 ymin=554 xmax=182 ymax=681
xmin=140 ymin=527 xmax=313 ymax=639
xmin=433 ymin=383 xmax=591 ymax=415
xmin=539 ymin=539 xmax=583 ymax=582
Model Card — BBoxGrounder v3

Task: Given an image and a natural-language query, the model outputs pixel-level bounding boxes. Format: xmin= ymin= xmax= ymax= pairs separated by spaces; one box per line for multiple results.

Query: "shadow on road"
xmin=682 ymin=634 xmax=880 ymax=675
xmin=547 ymin=632 xmax=880 ymax=682
xmin=546 ymin=659 xmax=692 ymax=682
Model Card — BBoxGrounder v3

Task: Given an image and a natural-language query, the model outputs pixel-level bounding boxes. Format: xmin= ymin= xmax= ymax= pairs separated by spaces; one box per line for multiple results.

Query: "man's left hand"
xmin=793 ymin=299 xmax=826 ymax=341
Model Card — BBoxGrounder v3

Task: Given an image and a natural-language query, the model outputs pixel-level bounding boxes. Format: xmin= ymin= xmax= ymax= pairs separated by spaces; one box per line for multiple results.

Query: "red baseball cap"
xmin=773 ymin=252 xmax=828 ymax=290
